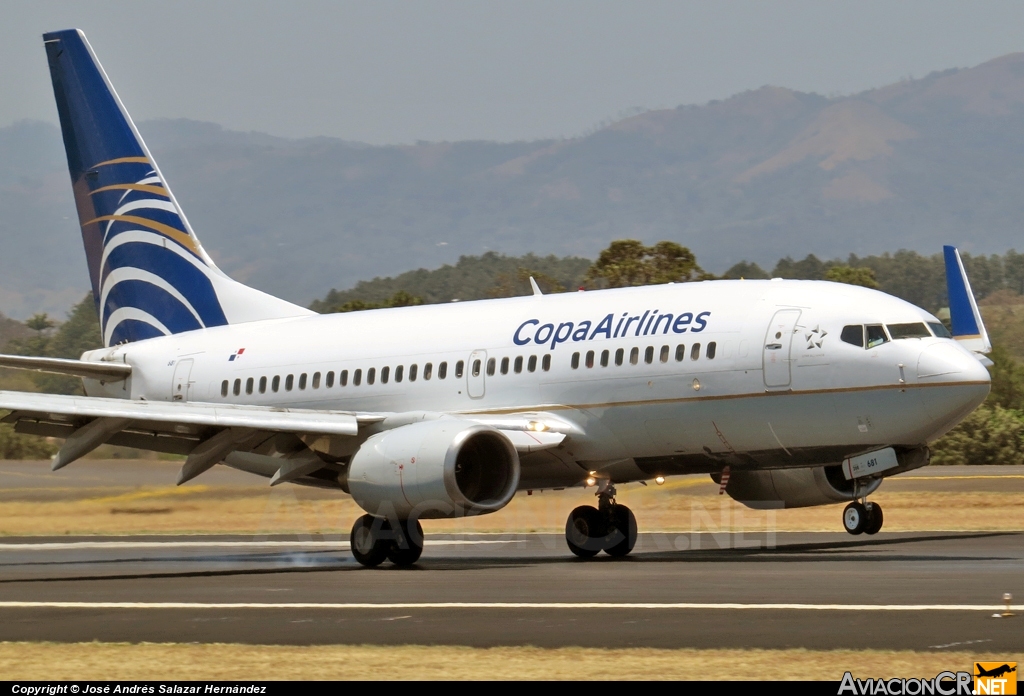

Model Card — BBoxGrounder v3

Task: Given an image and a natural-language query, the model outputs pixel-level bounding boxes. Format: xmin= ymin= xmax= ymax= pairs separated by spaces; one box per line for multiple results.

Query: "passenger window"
xmin=866 ymin=325 xmax=888 ymax=349
xmin=542 ymin=354 xmax=551 ymax=371
xmin=454 ymin=361 xmax=464 ymax=378
xmin=259 ymin=376 xmax=267 ymax=394
xmin=233 ymin=378 xmax=241 ymax=396
xmin=326 ymin=371 xmax=334 ymax=388
xmin=272 ymin=375 xmax=280 ymax=392
xmin=439 ymin=362 xmax=448 ymax=379
xmin=486 ymin=358 xmax=495 ymax=376
xmin=514 ymin=356 xmax=524 ymax=373
xmin=928 ymin=322 xmax=952 ymax=339
xmin=707 ymin=342 xmax=717 ymax=360
xmin=571 ymin=352 xmax=580 ymax=369
xmin=367 ymin=367 xmax=376 ymax=385
xmin=340 ymin=370 xmax=348 ymax=387
xmin=298 ymin=373 xmax=307 ymax=389
xmin=690 ymin=343 xmax=701 ymax=360
xmin=600 ymin=350 xmax=609 ymax=367
xmin=409 ymin=364 xmax=417 ymax=381
xmin=285 ymin=375 xmax=294 ymax=391
xmin=841 ymin=325 xmax=864 ymax=347
xmin=395 ymin=365 xmax=404 ymax=382
xmin=353 ymin=369 xmax=362 ymax=386
xmin=245 ymin=377 xmax=254 ymax=395
xmin=676 ymin=344 xmax=685 ymax=361
xmin=660 ymin=345 xmax=669 ymax=363
xmin=424 ymin=363 xmax=433 ymax=380
xmin=221 ymin=380 xmax=228 ymax=397
xmin=645 ymin=346 xmax=654 ymax=364
xmin=615 ymin=348 xmax=624 ymax=366
xmin=312 ymin=372 xmax=321 ymax=389
xmin=500 ymin=357 xmax=509 ymax=375
xmin=585 ymin=350 xmax=595 ymax=368
xmin=528 ymin=355 xmax=537 ymax=372
xmin=472 ymin=360 xmax=481 ymax=377
xmin=630 ymin=347 xmax=639 ymax=365
xmin=381 ymin=366 xmax=389 ymax=384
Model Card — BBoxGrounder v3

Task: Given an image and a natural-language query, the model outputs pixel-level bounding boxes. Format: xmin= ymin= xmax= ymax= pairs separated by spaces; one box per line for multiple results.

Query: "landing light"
xmin=655 ymin=476 xmax=666 ymax=485
xmin=528 ymin=421 xmax=548 ymax=432
xmin=585 ymin=477 xmax=597 ymax=487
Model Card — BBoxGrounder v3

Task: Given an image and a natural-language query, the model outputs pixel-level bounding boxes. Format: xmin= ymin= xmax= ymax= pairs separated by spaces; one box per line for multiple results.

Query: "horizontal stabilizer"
xmin=942 ymin=245 xmax=991 ymax=354
xmin=0 ymin=354 xmax=131 ymax=381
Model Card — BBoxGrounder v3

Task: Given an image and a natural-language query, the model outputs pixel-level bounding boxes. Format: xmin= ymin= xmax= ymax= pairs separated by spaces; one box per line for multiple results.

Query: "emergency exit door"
xmin=467 ymin=350 xmax=486 ymax=399
xmin=171 ymin=359 xmax=194 ymax=401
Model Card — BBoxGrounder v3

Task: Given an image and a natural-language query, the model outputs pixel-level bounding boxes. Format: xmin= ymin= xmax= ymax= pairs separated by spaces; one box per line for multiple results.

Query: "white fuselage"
xmin=83 ymin=279 xmax=990 ymax=489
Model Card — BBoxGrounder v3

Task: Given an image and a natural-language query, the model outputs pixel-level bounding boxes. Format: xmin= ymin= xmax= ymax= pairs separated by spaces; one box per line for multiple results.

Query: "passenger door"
xmin=171 ymin=359 xmax=194 ymax=401
xmin=467 ymin=350 xmax=486 ymax=399
xmin=763 ymin=310 xmax=801 ymax=389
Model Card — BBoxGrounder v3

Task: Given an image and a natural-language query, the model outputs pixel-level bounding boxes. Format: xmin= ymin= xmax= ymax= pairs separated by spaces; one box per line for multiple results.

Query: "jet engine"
xmin=720 ymin=465 xmax=881 ymax=509
xmin=348 ymin=419 xmax=520 ymax=519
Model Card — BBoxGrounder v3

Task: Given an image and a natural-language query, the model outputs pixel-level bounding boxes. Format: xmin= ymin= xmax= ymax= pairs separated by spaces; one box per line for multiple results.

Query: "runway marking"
xmin=0 ymin=540 xmax=525 ymax=551
xmin=0 ymin=601 xmax=1019 ymax=611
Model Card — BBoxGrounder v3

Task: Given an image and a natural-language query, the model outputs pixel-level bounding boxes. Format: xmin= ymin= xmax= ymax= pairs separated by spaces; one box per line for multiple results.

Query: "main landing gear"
xmin=842 ymin=500 xmax=883 ymax=535
xmin=350 ymin=514 xmax=424 ymax=567
xmin=565 ymin=482 xmax=638 ymax=558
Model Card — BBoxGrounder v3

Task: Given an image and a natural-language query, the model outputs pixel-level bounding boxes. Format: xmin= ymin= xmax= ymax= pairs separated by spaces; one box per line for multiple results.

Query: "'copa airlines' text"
xmin=514 ymin=310 xmax=711 ymax=349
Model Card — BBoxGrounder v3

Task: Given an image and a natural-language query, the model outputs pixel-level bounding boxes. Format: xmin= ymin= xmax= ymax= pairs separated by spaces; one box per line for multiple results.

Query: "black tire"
xmin=565 ymin=505 xmax=606 ymax=558
xmin=843 ymin=502 xmax=867 ymax=535
xmin=386 ymin=518 xmax=424 ymax=566
xmin=350 ymin=514 xmax=390 ymax=567
xmin=604 ymin=504 xmax=638 ymax=557
xmin=863 ymin=502 xmax=883 ymax=535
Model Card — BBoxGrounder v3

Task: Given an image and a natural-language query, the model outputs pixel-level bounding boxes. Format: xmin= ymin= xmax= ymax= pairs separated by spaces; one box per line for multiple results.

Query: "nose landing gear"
xmin=565 ymin=482 xmax=638 ymax=558
xmin=842 ymin=500 xmax=883 ymax=535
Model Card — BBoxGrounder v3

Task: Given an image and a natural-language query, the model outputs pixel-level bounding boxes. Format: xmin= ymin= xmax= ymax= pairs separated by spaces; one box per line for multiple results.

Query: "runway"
xmin=0 ymin=530 xmax=1021 ymax=650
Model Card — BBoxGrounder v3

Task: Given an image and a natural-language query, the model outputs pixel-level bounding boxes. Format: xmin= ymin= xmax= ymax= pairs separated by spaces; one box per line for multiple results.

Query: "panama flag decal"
xmin=228 ymin=348 xmax=245 ymax=362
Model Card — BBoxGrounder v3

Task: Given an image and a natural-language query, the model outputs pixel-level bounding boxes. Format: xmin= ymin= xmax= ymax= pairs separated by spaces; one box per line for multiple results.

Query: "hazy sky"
xmin=4 ymin=1 xmax=1024 ymax=144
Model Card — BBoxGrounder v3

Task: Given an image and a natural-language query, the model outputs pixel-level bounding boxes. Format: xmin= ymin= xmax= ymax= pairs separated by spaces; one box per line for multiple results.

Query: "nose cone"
xmin=917 ymin=342 xmax=990 ymax=425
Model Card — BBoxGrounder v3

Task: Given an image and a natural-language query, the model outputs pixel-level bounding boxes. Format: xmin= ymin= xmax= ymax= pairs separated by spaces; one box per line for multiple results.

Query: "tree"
xmin=327 ymin=290 xmax=424 ymax=314
xmin=824 ymin=265 xmax=880 ymax=289
xmin=722 ymin=261 xmax=769 ymax=279
xmin=585 ymin=240 xmax=707 ymax=288
xmin=930 ymin=404 xmax=1024 ymax=465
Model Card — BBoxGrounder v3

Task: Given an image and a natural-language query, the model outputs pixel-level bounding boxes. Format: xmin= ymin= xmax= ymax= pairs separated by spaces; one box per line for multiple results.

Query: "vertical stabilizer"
xmin=43 ymin=29 xmax=312 ymax=348
xmin=942 ymin=245 xmax=991 ymax=355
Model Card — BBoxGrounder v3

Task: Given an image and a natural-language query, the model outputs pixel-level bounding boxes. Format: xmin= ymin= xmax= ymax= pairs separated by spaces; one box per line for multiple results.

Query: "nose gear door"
xmin=763 ymin=310 xmax=801 ymax=389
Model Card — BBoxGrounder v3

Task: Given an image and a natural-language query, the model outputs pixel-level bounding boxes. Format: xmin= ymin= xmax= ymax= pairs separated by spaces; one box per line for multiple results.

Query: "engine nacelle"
xmin=348 ymin=419 xmax=520 ymax=519
xmin=721 ymin=465 xmax=882 ymax=509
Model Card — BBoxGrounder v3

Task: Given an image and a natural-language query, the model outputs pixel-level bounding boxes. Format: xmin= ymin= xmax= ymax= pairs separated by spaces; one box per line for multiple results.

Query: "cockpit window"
xmin=865 ymin=324 xmax=888 ymax=349
xmin=886 ymin=322 xmax=931 ymax=340
xmin=840 ymin=325 xmax=864 ymax=347
xmin=928 ymin=322 xmax=952 ymax=339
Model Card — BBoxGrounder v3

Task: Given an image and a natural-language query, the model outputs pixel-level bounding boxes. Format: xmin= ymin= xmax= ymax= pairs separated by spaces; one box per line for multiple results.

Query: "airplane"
xmin=975 ymin=665 xmax=1016 ymax=679
xmin=0 ymin=29 xmax=992 ymax=567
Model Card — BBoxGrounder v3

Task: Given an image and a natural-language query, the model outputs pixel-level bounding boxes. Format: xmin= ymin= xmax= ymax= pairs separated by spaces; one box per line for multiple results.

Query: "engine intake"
xmin=348 ymin=419 xmax=520 ymax=519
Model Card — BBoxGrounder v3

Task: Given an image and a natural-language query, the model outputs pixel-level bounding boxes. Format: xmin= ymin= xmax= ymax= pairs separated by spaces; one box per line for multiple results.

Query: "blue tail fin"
xmin=942 ymin=245 xmax=991 ymax=354
xmin=43 ymin=29 xmax=311 ymax=347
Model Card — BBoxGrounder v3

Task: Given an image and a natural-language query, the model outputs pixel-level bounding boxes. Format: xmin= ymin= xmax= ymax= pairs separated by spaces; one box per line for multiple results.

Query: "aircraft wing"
xmin=0 ymin=390 xmax=569 ymax=485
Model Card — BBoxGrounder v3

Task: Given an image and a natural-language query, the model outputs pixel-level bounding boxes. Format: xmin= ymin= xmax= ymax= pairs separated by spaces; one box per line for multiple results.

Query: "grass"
xmin=0 ymin=472 xmax=1021 ymax=536
xmin=0 ymin=643 xmax=1002 ymax=681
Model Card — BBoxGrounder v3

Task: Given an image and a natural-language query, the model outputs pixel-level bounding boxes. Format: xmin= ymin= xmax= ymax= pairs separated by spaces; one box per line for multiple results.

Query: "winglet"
xmin=943 ymin=245 xmax=991 ymax=354
xmin=529 ymin=276 xmax=543 ymax=296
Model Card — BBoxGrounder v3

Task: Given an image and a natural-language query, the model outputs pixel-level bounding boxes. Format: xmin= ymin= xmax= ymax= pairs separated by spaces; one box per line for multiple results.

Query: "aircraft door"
xmin=763 ymin=310 xmax=801 ymax=389
xmin=171 ymin=359 xmax=194 ymax=401
xmin=467 ymin=350 xmax=486 ymax=399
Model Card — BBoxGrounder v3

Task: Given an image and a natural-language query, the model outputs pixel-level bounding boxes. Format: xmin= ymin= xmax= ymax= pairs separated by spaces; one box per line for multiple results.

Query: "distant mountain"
xmin=4 ymin=53 xmax=1024 ymax=317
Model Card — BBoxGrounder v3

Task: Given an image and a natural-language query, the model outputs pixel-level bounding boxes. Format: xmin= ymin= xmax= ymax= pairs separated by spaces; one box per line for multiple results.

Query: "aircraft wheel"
xmin=350 ymin=514 xmax=391 ymax=567
xmin=565 ymin=505 xmax=606 ymax=558
xmin=386 ymin=518 xmax=424 ymax=566
xmin=843 ymin=502 xmax=868 ymax=535
xmin=863 ymin=502 xmax=884 ymax=535
xmin=603 ymin=504 xmax=638 ymax=557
